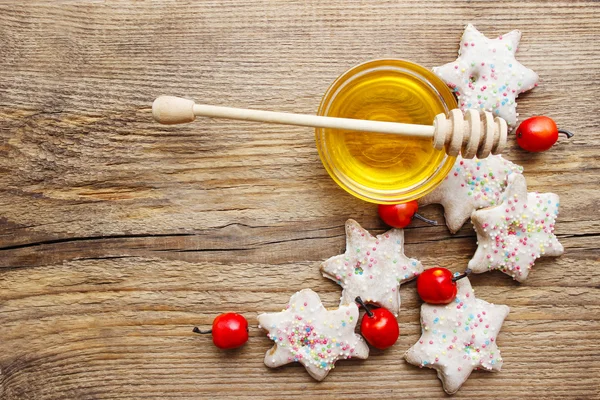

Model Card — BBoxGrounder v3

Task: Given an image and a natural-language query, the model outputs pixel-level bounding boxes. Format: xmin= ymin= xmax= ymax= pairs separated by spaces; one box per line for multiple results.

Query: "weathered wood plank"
xmin=1 ymin=257 xmax=599 ymax=399
xmin=0 ymin=0 xmax=599 ymax=399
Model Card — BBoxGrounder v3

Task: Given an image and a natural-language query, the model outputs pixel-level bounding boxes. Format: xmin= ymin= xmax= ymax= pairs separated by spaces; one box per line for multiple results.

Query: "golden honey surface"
xmin=317 ymin=60 xmax=457 ymax=203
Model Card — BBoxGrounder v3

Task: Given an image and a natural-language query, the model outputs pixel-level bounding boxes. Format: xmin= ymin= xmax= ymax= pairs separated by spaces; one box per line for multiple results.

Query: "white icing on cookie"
xmin=469 ymin=173 xmax=563 ymax=282
xmin=320 ymin=219 xmax=423 ymax=316
xmin=404 ymin=277 xmax=509 ymax=394
xmin=257 ymin=289 xmax=369 ymax=381
xmin=433 ymin=24 xmax=539 ymax=126
xmin=419 ymin=155 xmax=524 ymax=233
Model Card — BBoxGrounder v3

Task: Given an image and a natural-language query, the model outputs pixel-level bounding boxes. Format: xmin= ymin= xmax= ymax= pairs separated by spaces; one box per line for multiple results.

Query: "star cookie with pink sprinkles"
xmin=468 ymin=173 xmax=564 ymax=282
xmin=433 ymin=23 xmax=539 ymax=126
xmin=419 ymin=155 xmax=523 ymax=234
xmin=404 ymin=277 xmax=510 ymax=394
xmin=320 ymin=219 xmax=423 ymax=316
xmin=257 ymin=289 xmax=369 ymax=381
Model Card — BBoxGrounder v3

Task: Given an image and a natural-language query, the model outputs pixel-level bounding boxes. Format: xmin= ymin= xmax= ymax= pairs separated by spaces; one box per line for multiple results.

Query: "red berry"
xmin=416 ymin=267 xmax=457 ymax=305
xmin=516 ymin=116 xmax=573 ymax=152
xmin=195 ymin=313 xmax=249 ymax=349
xmin=356 ymin=297 xmax=399 ymax=350
xmin=378 ymin=201 xmax=419 ymax=228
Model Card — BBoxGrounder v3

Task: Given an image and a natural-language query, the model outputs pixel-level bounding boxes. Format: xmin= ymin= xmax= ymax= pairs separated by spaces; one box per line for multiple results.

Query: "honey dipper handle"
xmin=152 ymin=96 xmax=435 ymax=138
xmin=152 ymin=96 xmax=509 ymax=157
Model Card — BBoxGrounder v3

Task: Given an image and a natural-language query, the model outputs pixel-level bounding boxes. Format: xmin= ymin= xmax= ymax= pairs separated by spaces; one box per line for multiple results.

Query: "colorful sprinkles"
xmin=433 ymin=24 xmax=538 ymax=126
xmin=469 ymin=173 xmax=564 ymax=282
xmin=321 ymin=219 xmax=423 ymax=316
xmin=257 ymin=289 xmax=369 ymax=381
xmin=419 ymin=155 xmax=523 ymax=233
xmin=405 ymin=277 xmax=510 ymax=394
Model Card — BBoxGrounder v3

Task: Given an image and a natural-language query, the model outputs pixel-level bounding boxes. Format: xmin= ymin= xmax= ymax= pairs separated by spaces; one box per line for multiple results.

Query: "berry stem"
xmin=452 ymin=268 xmax=472 ymax=282
xmin=413 ymin=213 xmax=438 ymax=226
xmin=192 ymin=327 xmax=212 ymax=334
xmin=558 ymin=129 xmax=574 ymax=139
xmin=355 ymin=297 xmax=374 ymax=318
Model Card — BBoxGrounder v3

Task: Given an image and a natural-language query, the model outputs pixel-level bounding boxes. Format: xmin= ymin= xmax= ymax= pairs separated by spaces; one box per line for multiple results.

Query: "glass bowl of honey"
xmin=316 ymin=59 xmax=458 ymax=204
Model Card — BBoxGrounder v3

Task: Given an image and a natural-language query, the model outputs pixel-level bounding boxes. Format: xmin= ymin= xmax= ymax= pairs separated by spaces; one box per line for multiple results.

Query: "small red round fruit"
xmin=516 ymin=116 xmax=574 ymax=152
xmin=378 ymin=202 xmax=418 ymax=228
xmin=417 ymin=267 xmax=457 ymax=304
xmin=355 ymin=297 xmax=399 ymax=350
xmin=193 ymin=313 xmax=249 ymax=349
xmin=378 ymin=201 xmax=437 ymax=229
xmin=211 ymin=313 xmax=249 ymax=349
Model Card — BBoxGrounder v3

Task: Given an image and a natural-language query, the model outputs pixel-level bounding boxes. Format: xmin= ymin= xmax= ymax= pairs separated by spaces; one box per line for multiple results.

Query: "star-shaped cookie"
xmin=468 ymin=173 xmax=563 ymax=282
xmin=419 ymin=155 xmax=523 ymax=234
xmin=433 ymin=24 xmax=538 ymax=126
xmin=405 ymin=276 xmax=510 ymax=394
xmin=257 ymin=289 xmax=369 ymax=381
xmin=321 ymin=219 xmax=423 ymax=316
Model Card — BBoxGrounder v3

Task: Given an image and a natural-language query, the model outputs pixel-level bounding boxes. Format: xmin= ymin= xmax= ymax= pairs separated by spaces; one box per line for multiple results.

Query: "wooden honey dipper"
xmin=152 ymin=96 xmax=507 ymax=158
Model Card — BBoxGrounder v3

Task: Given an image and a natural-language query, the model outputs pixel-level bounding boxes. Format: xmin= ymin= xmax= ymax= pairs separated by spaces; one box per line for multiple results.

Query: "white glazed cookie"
xmin=419 ymin=155 xmax=523 ymax=234
xmin=404 ymin=277 xmax=510 ymax=395
xmin=468 ymin=173 xmax=564 ymax=282
xmin=257 ymin=289 xmax=369 ymax=381
xmin=321 ymin=219 xmax=423 ymax=316
xmin=433 ymin=23 xmax=538 ymax=126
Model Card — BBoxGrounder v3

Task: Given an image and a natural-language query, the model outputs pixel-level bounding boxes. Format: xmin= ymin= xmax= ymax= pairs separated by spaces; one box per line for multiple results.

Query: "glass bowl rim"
xmin=315 ymin=58 xmax=457 ymax=204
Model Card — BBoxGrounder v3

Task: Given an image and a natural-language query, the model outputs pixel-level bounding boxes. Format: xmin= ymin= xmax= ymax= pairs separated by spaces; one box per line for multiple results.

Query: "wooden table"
xmin=1 ymin=1 xmax=598 ymax=399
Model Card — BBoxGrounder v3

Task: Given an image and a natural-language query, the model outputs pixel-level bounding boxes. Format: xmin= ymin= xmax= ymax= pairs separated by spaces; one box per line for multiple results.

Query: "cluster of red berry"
xmin=192 ymin=199 xmax=467 ymax=351
xmin=349 ymin=262 xmax=469 ymax=350
xmin=192 ymin=267 xmax=466 ymax=351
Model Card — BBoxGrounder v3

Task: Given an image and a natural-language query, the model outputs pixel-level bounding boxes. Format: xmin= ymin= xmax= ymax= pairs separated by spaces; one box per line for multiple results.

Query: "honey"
xmin=316 ymin=60 xmax=458 ymax=204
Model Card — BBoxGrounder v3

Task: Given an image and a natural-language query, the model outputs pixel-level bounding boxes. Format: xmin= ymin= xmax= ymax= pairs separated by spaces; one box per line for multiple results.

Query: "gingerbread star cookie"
xmin=434 ymin=24 xmax=539 ymax=126
xmin=321 ymin=219 xmax=423 ymax=316
xmin=419 ymin=155 xmax=523 ymax=233
xmin=468 ymin=173 xmax=563 ymax=282
xmin=257 ymin=289 xmax=369 ymax=381
xmin=405 ymin=276 xmax=510 ymax=394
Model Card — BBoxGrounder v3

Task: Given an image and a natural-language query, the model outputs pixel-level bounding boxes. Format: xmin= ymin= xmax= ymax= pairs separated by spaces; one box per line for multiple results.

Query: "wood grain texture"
xmin=0 ymin=1 xmax=599 ymax=399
